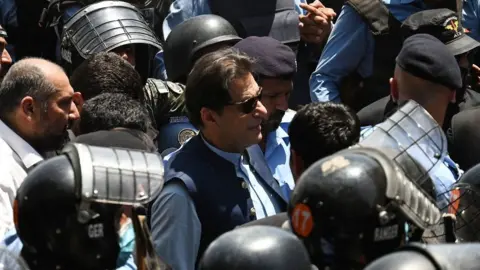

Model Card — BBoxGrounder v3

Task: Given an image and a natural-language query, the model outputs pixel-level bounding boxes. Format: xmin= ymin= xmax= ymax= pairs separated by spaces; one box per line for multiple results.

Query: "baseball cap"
xmin=401 ymin=9 xmax=480 ymax=56
xmin=233 ymin=36 xmax=296 ymax=78
xmin=396 ymin=33 xmax=462 ymax=90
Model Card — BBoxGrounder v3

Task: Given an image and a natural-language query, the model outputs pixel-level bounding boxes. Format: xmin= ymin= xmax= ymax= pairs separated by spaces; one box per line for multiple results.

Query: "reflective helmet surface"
xmin=60 ymin=1 xmax=162 ymax=76
xmin=198 ymin=225 xmax=312 ymax=270
xmin=163 ymin=14 xmax=242 ymax=82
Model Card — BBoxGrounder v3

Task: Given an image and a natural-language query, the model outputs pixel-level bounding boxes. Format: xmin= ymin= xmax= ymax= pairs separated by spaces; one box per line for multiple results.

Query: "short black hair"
xmin=70 ymin=52 xmax=143 ymax=101
xmin=0 ymin=59 xmax=57 ymax=117
xmin=79 ymin=92 xmax=151 ymax=135
xmin=185 ymin=48 xmax=254 ymax=128
xmin=289 ymin=102 xmax=361 ymax=168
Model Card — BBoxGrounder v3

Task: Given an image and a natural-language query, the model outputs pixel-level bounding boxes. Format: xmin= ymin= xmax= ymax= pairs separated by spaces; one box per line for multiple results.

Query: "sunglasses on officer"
xmin=225 ymin=87 xmax=263 ymax=114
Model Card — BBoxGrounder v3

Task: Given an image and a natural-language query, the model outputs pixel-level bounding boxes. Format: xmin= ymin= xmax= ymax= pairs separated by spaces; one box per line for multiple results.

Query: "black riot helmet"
xmin=365 ymin=243 xmax=480 ymax=270
xmin=163 ymin=14 xmax=242 ymax=83
xmin=60 ymin=1 xmax=163 ymax=81
xmin=445 ymin=162 xmax=480 ymax=242
xmin=198 ymin=225 xmax=313 ymax=270
xmin=14 ymin=143 xmax=164 ymax=270
xmin=288 ymin=147 xmax=441 ymax=269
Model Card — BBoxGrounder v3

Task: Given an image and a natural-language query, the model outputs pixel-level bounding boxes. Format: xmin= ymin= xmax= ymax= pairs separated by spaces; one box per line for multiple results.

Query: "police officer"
xmin=147 ymin=14 xmax=243 ymax=155
xmin=309 ymin=0 xmax=467 ymax=112
xmin=198 ymin=226 xmax=313 ymax=270
xmin=357 ymin=9 xmax=480 ymax=131
xmin=288 ymin=132 xmax=442 ymax=269
xmin=359 ymin=33 xmax=463 ymax=211
xmin=59 ymin=1 xmax=162 ymax=80
xmin=6 ymin=143 xmax=165 ymax=270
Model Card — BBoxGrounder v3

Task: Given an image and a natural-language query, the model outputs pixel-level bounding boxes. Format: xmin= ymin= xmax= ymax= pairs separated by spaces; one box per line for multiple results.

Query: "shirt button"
xmin=250 ymin=207 xmax=256 ymax=216
xmin=241 ymin=181 xmax=248 ymax=189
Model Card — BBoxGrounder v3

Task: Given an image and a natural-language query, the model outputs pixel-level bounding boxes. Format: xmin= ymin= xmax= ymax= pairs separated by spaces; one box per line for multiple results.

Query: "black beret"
xmin=233 ymin=36 xmax=296 ymax=78
xmin=396 ymin=33 xmax=462 ymax=90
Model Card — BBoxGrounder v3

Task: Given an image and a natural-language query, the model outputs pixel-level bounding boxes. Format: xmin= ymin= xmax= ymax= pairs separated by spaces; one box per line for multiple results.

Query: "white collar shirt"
xmin=0 ymin=120 xmax=43 ymax=237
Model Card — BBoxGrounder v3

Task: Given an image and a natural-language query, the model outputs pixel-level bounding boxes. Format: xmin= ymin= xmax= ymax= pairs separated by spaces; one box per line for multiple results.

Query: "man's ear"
xmin=290 ymin=149 xmax=304 ymax=183
xmin=200 ymin=107 xmax=219 ymax=127
xmin=73 ymin=92 xmax=84 ymax=113
xmin=19 ymin=96 xmax=35 ymax=119
xmin=390 ymin=77 xmax=399 ymax=102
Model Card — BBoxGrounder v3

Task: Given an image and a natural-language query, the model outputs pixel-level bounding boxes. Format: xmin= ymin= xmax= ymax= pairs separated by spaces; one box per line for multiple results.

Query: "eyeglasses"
xmin=226 ymin=88 xmax=263 ymax=114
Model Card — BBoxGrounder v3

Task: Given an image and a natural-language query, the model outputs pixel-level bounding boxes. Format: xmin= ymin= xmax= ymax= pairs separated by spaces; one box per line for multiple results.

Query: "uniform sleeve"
xmin=162 ymin=0 xmax=212 ymax=40
xmin=150 ymin=180 xmax=201 ymax=270
xmin=463 ymin=0 xmax=480 ymax=41
xmin=309 ymin=4 xmax=374 ymax=103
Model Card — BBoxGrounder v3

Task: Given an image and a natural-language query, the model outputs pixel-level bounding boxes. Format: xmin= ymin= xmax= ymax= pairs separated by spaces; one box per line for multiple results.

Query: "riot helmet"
xmin=163 ymin=14 xmax=242 ymax=83
xmin=288 ymin=147 xmax=441 ymax=269
xmin=198 ymin=225 xmax=313 ymax=270
xmin=60 ymin=1 xmax=162 ymax=81
xmin=14 ymin=143 xmax=164 ymax=270
xmin=365 ymin=243 xmax=480 ymax=270
xmin=445 ymin=162 xmax=480 ymax=242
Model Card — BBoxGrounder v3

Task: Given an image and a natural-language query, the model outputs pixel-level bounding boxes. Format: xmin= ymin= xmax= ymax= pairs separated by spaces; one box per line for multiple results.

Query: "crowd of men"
xmin=1 ymin=0 xmax=480 ymax=269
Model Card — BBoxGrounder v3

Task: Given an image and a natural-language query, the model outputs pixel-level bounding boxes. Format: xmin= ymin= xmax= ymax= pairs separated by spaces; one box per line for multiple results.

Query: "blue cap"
xmin=233 ymin=36 xmax=296 ymax=78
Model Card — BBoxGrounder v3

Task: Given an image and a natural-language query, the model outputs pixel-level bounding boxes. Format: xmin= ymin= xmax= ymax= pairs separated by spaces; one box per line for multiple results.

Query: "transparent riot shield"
xmin=356 ymin=100 xmax=454 ymax=242
xmin=0 ymin=246 xmax=30 ymax=270
xmin=358 ymin=100 xmax=447 ymax=200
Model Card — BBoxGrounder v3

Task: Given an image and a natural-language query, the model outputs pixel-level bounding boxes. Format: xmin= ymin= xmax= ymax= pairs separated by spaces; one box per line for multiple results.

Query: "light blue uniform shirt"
xmin=162 ymin=0 xmax=307 ymax=40
xmin=360 ymin=126 xmax=462 ymax=211
xmin=463 ymin=0 xmax=480 ymax=41
xmin=153 ymin=0 xmax=307 ymax=80
xmin=152 ymin=136 xmax=283 ymax=270
xmin=309 ymin=0 xmax=425 ymax=103
xmin=2 ymin=228 xmax=137 ymax=270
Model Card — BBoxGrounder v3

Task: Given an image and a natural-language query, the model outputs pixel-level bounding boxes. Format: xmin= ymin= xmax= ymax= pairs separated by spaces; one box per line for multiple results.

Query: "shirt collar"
xmin=0 ymin=120 xmax=43 ymax=168
xmin=201 ymin=134 xmax=241 ymax=166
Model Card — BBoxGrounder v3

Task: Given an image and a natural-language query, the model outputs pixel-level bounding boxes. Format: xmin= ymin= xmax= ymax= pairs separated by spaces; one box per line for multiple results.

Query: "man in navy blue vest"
xmin=150 ymin=48 xmax=289 ymax=270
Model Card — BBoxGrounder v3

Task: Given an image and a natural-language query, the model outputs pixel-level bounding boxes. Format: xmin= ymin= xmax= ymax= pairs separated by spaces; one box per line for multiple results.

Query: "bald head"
xmin=0 ymin=58 xmax=65 ymax=116
xmin=391 ymin=64 xmax=455 ymax=125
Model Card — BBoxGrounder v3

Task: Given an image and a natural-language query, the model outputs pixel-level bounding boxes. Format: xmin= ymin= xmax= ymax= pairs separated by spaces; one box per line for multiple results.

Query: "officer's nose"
xmin=253 ymin=100 xmax=268 ymax=121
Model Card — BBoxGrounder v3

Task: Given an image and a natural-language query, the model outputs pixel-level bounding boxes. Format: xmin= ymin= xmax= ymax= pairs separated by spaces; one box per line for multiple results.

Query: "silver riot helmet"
xmin=60 ymin=1 xmax=162 ymax=81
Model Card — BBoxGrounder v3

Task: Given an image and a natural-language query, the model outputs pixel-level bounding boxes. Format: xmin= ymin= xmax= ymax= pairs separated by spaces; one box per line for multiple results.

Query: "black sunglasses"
xmin=226 ymin=88 xmax=263 ymax=114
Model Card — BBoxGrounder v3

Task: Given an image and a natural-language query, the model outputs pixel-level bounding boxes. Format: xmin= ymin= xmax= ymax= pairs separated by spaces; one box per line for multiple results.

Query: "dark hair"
xmin=289 ymin=102 xmax=361 ymax=168
xmin=0 ymin=60 xmax=57 ymax=117
xmin=79 ymin=93 xmax=151 ymax=134
xmin=70 ymin=52 xmax=143 ymax=101
xmin=185 ymin=48 xmax=254 ymax=128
